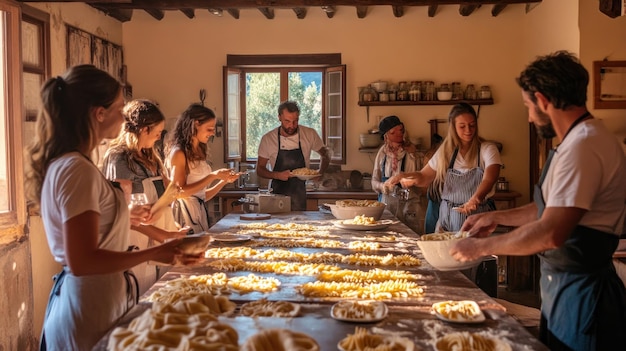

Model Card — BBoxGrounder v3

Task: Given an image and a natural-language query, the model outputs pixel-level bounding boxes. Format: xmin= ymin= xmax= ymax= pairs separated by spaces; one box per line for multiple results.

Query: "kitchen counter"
xmin=217 ymin=189 xmax=379 ymax=214
xmin=95 ymin=211 xmax=548 ymax=351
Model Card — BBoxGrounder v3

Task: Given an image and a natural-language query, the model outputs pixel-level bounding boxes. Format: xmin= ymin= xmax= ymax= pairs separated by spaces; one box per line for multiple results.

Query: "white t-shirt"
xmin=258 ymin=125 xmax=325 ymax=170
xmin=41 ymin=152 xmax=125 ymax=265
xmin=428 ymin=142 xmax=502 ymax=199
xmin=187 ymin=159 xmax=212 ymax=200
xmin=542 ymin=119 xmax=626 ymax=234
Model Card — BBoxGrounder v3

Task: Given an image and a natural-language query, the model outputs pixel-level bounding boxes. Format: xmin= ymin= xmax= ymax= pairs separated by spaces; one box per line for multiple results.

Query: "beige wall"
xmin=122 ymin=5 xmax=537 ymax=201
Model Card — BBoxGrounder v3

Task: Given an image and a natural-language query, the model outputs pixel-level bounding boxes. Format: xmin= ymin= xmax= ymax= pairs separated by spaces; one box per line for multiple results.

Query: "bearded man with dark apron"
xmin=438 ymin=148 xmax=495 ymax=232
xmin=271 ymin=127 xmax=307 ymax=211
xmin=534 ymin=148 xmax=626 ymax=351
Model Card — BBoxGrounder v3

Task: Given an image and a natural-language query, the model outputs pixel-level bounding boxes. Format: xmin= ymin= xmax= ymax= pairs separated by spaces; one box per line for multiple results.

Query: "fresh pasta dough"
xmin=241 ymin=329 xmax=319 ymax=351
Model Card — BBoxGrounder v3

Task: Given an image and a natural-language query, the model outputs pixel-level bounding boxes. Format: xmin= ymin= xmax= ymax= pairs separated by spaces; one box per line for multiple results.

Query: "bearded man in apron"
xmin=257 ymin=101 xmax=330 ymax=211
xmin=373 ymin=115 xmax=423 ymax=234
xmin=450 ymin=51 xmax=626 ymax=350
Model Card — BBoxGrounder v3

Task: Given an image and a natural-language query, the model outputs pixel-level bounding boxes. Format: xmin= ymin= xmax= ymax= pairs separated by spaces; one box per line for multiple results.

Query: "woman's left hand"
xmin=129 ymin=204 xmax=151 ymax=225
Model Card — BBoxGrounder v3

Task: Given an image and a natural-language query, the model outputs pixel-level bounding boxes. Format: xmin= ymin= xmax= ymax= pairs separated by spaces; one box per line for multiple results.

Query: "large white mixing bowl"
xmin=326 ymin=201 xmax=386 ymax=221
xmin=416 ymin=232 xmax=483 ymax=271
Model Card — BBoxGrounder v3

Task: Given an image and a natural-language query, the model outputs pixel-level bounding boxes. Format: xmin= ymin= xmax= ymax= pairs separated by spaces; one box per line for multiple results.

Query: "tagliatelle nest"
xmin=291 ymin=168 xmax=319 ymax=175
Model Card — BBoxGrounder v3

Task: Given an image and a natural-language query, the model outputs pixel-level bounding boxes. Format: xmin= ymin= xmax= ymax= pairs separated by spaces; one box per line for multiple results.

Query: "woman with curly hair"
xmin=165 ymin=103 xmax=239 ymax=233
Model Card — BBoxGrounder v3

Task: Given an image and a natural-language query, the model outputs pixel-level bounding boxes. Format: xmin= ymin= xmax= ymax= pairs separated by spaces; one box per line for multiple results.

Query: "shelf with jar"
xmin=358 ymin=98 xmax=493 ymax=107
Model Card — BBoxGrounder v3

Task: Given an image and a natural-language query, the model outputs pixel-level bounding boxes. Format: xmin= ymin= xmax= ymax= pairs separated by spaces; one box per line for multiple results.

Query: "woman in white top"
xmin=390 ymin=102 xmax=502 ymax=232
xmin=165 ymin=103 xmax=239 ymax=233
xmin=24 ymin=65 xmax=200 ymax=351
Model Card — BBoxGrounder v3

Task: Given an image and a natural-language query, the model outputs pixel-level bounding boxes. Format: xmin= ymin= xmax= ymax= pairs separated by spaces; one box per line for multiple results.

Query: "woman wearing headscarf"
xmin=371 ymin=115 xmax=423 ymax=234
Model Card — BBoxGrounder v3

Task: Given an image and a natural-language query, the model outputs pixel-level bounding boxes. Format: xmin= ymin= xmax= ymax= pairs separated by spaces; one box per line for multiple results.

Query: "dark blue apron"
xmin=271 ymin=127 xmax=307 ymax=211
xmin=534 ymin=113 xmax=626 ymax=351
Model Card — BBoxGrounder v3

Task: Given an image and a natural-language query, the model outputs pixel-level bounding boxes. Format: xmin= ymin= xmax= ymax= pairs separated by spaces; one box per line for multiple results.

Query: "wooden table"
xmin=95 ymin=211 xmax=548 ymax=351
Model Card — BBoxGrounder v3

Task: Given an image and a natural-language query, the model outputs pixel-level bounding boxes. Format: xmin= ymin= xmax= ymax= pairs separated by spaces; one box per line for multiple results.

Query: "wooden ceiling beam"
xmin=491 ymin=4 xmax=506 ymax=17
xmin=392 ymin=5 xmax=403 ymax=17
xmin=356 ymin=6 xmax=367 ymax=18
xmin=258 ymin=7 xmax=274 ymax=19
xmin=38 ymin=1 xmax=541 ymax=7
xmin=459 ymin=4 xmax=480 ymax=16
xmin=143 ymin=8 xmax=164 ymax=20
xmin=226 ymin=8 xmax=240 ymax=19
xmin=293 ymin=7 xmax=307 ymax=19
xmin=428 ymin=5 xmax=438 ymax=17
xmin=321 ymin=5 xmax=335 ymax=18
xmin=180 ymin=8 xmax=194 ymax=18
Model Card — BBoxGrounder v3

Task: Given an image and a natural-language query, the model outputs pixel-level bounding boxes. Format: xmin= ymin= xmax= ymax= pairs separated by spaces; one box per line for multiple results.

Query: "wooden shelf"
xmin=358 ymin=98 xmax=493 ymax=107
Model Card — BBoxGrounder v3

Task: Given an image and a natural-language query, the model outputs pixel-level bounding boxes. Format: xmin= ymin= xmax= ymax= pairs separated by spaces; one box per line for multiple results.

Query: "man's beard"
xmin=282 ymin=126 xmax=298 ymax=136
xmin=534 ymin=106 xmax=556 ymax=139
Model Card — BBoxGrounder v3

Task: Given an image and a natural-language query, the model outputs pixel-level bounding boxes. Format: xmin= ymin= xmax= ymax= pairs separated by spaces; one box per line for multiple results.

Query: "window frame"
xmin=21 ymin=5 xmax=50 ymax=122
xmin=0 ymin=0 xmax=25 ymax=234
xmin=223 ymin=54 xmax=346 ymax=165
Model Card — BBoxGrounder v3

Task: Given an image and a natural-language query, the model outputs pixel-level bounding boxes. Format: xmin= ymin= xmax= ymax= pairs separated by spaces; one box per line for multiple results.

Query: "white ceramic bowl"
xmin=437 ymin=91 xmax=453 ymax=101
xmin=326 ymin=201 xmax=386 ymax=221
xmin=416 ymin=232 xmax=483 ymax=271
xmin=360 ymin=133 xmax=381 ymax=148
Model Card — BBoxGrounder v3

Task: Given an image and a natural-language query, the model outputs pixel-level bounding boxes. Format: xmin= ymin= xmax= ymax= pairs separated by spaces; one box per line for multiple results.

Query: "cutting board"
xmin=239 ymin=213 xmax=271 ymax=220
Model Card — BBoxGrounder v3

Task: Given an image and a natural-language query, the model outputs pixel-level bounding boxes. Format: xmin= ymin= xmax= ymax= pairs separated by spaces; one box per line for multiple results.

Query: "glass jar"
xmin=409 ymin=81 xmax=421 ymax=102
xmin=379 ymin=90 xmax=389 ymax=102
xmin=424 ymin=81 xmax=435 ymax=101
xmin=362 ymin=84 xmax=377 ymax=102
xmin=397 ymin=81 xmax=409 ymax=101
xmin=388 ymin=84 xmax=397 ymax=101
xmin=464 ymin=84 xmax=476 ymax=100
xmin=451 ymin=82 xmax=462 ymax=100
xmin=479 ymin=85 xmax=492 ymax=99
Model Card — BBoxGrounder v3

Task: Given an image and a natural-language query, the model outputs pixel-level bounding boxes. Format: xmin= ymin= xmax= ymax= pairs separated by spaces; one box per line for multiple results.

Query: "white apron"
xmin=41 ymin=183 xmax=136 ymax=351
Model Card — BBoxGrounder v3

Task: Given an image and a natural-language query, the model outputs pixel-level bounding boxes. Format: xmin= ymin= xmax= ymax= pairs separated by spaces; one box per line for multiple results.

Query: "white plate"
xmin=292 ymin=174 xmax=320 ymax=181
xmin=333 ymin=219 xmax=393 ymax=231
xmin=212 ymin=234 xmax=253 ymax=243
xmin=331 ymin=300 xmax=388 ymax=322
xmin=431 ymin=300 xmax=486 ymax=324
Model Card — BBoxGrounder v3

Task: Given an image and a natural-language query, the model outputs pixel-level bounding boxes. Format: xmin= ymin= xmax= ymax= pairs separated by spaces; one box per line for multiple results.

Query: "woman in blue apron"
xmin=391 ymin=103 xmax=501 ymax=232
xmin=25 ymin=65 xmax=198 ymax=351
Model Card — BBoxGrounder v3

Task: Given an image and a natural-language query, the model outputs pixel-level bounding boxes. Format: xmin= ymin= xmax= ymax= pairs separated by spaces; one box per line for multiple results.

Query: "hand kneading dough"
xmin=241 ymin=329 xmax=320 ymax=351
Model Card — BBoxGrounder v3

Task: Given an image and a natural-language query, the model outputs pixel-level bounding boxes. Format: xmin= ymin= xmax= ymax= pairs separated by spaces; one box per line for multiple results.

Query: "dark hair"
xmin=166 ymin=103 xmax=216 ymax=171
xmin=25 ymin=64 xmax=121 ymax=204
xmin=516 ymin=50 xmax=588 ymax=109
xmin=104 ymin=99 xmax=166 ymax=178
xmin=278 ymin=100 xmax=300 ymax=115
xmin=123 ymin=99 xmax=165 ymax=134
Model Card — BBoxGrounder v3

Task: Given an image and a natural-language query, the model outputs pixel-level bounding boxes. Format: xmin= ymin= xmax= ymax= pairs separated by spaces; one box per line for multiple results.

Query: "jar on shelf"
xmin=424 ymin=81 xmax=435 ymax=101
xmin=362 ymin=84 xmax=377 ymax=102
xmin=409 ymin=81 xmax=421 ymax=102
xmin=479 ymin=85 xmax=492 ymax=99
xmin=397 ymin=81 xmax=409 ymax=101
xmin=379 ymin=90 xmax=389 ymax=102
xmin=451 ymin=82 xmax=463 ymax=100
xmin=464 ymin=84 xmax=476 ymax=100
xmin=388 ymin=84 xmax=397 ymax=101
